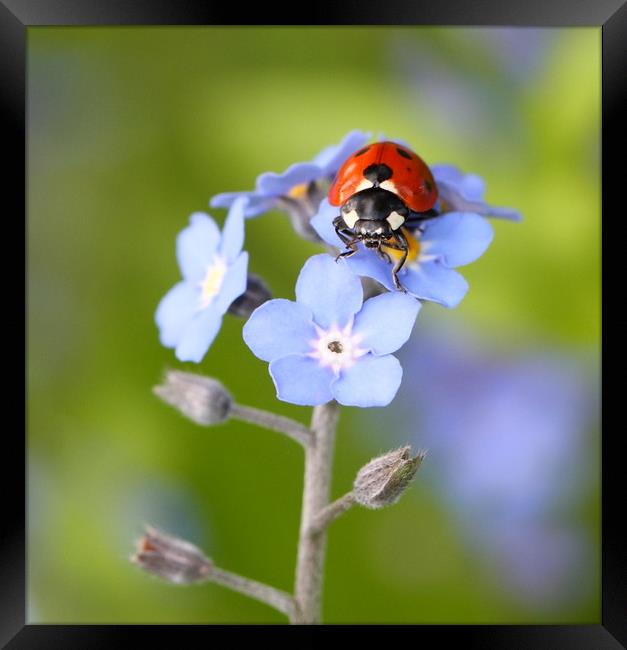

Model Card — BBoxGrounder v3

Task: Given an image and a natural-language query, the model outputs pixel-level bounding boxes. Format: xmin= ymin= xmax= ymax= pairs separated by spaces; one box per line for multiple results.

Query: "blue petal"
xmin=209 ymin=191 xmax=246 ymax=209
xmin=332 ymin=353 xmax=402 ymax=407
xmin=313 ymin=130 xmax=371 ymax=174
xmin=295 ymin=254 xmax=363 ymax=328
xmin=219 ymin=196 xmax=246 ymax=263
xmin=243 ymin=299 xmax=316 ymax=362
xmin=344 ymin=249 xmax=394 ymax=290
xmin=402 ymin=260 xmax=469 ymax=308
xmin=213 ymin=252 xmax=248 ymax=314
xmin=421 ymin=212 xmax=494 ymax=268
xmin=353 ymin=292 xmax=420 ymax=355
xmin=176 ymin=213 xmax=221 ymax=282
xmin=256 ymin=163 xmax=323 ymax=195
xmin=210 ymin=192 xmax=276 ymax=218
xmin=155 ymin=281 xmax=200 ymax=348
xmin=175 ymin=307 xmax=223 ymax=363
xmin=433 ymin=168 xmax=523 ymax=222
xmin=480 ymin=205 xmax=523 ymax=222
xmin=310 ymin=199 xmax=343 ymax=247
xmin=269 ymin=354 xmax=334 ymax=406
xmin=432 ymin=165 xmax=486 ymax=202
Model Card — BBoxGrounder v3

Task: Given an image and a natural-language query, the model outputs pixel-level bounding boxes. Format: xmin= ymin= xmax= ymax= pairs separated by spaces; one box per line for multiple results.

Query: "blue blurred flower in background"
xmin=155 ymin=197 xmax=248 ymax=362
xmin=380 ymin=324 xmax=598 ymax=606
xmin=312 ymin=202 xmax=493 ymax=307
xmin=389 ymin=29 xmax=554 ymax=144
xmin=210 ymin=130 xmax=370 ymax=218
xmin=243 ymin=254 xmax=420 ymax=407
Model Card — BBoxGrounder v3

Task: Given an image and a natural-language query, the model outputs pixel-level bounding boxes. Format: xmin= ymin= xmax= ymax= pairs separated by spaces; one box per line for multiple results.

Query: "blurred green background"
xmin=27 ymin=27 xmax=600 ymax=623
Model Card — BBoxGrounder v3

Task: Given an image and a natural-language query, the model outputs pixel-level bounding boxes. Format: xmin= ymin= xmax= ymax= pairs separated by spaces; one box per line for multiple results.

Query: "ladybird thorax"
xmin=340 ymin=187 xmax=408 ymax=232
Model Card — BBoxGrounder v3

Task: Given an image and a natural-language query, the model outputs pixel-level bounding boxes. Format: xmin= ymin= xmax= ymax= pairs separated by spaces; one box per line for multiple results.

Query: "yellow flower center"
xmin=198 ymin=256 xmax=227 ymax=309
xmin=287 ymin=183 xmax=309 ymax=199
xmin=381 ymin=227 xmax=421 ymax=265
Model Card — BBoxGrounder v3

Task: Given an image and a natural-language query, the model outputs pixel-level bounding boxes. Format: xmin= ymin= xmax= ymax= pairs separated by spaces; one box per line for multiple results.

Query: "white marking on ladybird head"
xmin=343 ymin=209 xmax=359 ymax=228
xmin=386 ymin=211 xmax=405 ymax=230
xmin=379 ymin=180 xmax=397 ymax=194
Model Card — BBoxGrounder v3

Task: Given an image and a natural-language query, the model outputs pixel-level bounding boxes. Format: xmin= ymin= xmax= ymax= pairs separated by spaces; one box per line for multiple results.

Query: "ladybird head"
xmin=354 ymin=218 xmax=392 ymax=247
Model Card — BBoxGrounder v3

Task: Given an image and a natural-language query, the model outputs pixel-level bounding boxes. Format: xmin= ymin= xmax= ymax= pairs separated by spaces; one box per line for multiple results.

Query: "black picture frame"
xmin=7 ymin=0 xmax=621 ymax=647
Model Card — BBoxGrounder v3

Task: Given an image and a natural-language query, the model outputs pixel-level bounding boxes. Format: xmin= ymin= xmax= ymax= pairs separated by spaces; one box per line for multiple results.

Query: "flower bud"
xmin=353 ymin=446 xmax=426 ymax=509
xmin=131 ymin=525 xmax=213 ymax=584
xmin=153 ymin=370 xmax=232 ymax=425
xmin=227 ymin=273 xmax=272 ymax=318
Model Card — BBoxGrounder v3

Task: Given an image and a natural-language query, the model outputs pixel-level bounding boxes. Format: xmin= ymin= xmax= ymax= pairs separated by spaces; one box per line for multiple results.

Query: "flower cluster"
xmin=155 ymin=131 xmax=519 ymax=406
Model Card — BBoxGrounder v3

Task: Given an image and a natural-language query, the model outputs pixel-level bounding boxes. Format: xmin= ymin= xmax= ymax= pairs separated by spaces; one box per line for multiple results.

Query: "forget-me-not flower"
xmin=210 ymin=130 xmax=370 ymax=218
xmin=311 ymin=199 xmax=494 ymax=308
xmin=243 ymin=254 xmax=420 ymax=407
xmin=155 ymin=198 xmax=248 ymax=363
xmin=432 ymin=164 xmax=522 ymax=221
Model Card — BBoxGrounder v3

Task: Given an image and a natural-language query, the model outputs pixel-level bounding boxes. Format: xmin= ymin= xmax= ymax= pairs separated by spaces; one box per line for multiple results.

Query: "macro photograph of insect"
xmin=26 ymin=25 xmax=600 ymax=628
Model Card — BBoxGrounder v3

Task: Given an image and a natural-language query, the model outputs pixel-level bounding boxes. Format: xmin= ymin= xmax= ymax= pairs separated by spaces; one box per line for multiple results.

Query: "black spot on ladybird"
xmin=363 ymin=163 xmax=393 ymax=184
xmin=354 ymin=146 xmax=371 ymax=157
xmin=396 ymin=147 xmax=412 ymax=159
xmin=424 ymin=179 xmax=433 ymax=192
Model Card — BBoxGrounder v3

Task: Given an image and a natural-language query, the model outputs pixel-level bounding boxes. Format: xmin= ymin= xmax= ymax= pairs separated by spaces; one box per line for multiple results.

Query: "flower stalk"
xmin=132 ymin=526 xmax=296 ymax=618
xmin=308 ymin=492 xmax=356 ymax=536
xmin=293 ymin=400 xmax=340 ymax=624
xmin=230 ymin=403 xmax=313 ymax=447
xmin=209 ymin=567 xmax=297 ymax=619
xmin=153 ymin=369 xmax=312 ymax=447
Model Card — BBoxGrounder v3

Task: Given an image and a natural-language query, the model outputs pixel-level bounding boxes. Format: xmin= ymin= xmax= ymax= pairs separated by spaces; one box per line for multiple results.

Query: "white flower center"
xmin=307 ymin=321 xmax=368 ymax=374
xmin=198 ymin=256 xmax=227 ymax=309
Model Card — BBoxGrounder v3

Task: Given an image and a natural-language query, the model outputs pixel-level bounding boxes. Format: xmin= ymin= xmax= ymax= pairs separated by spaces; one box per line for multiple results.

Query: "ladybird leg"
xmin=388 ymin=230 xmax=409 ymax=292
xmin=333 ymin=226 xmax=360 ymax=261
xmin=376 ymin=247 xmax=392 ymax=264
xmin=336 ymin=237 xmax=359 ymax=260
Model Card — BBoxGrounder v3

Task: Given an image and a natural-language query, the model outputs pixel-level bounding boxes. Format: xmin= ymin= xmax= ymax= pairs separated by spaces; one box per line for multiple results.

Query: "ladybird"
xmin=328 ymin=141 xmax=439 ymax=291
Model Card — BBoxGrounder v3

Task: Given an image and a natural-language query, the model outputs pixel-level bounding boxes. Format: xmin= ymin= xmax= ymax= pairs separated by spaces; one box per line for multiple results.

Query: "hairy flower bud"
xmin=153 ymin=370 xmax=232 ymax=425
xmin=228 ymin=273 xmax=272 ymax=318
xmin=131 ymin=525 xmax=213 ymax=584
xmin=353 ymin=446 xmax=426 ymax=509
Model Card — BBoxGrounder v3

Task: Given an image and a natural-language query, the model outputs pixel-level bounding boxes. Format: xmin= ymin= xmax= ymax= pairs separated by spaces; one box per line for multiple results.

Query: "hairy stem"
xmin=308 ymin=492 xmax=355 ymax=536
xmin=293 ymin=401 xmax=340 ymax=624
xmin=209 ymin=566 xmax=297 ymax=619
xmin=230 ymin=403 xmax=313 ymax=447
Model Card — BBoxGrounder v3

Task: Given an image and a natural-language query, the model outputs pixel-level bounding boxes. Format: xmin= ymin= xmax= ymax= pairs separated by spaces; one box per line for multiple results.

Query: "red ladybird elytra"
xmin=328 ymin=141 xmax=440 ymax=292
xmin=328 ymin=141 xmax=438 ymax=213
